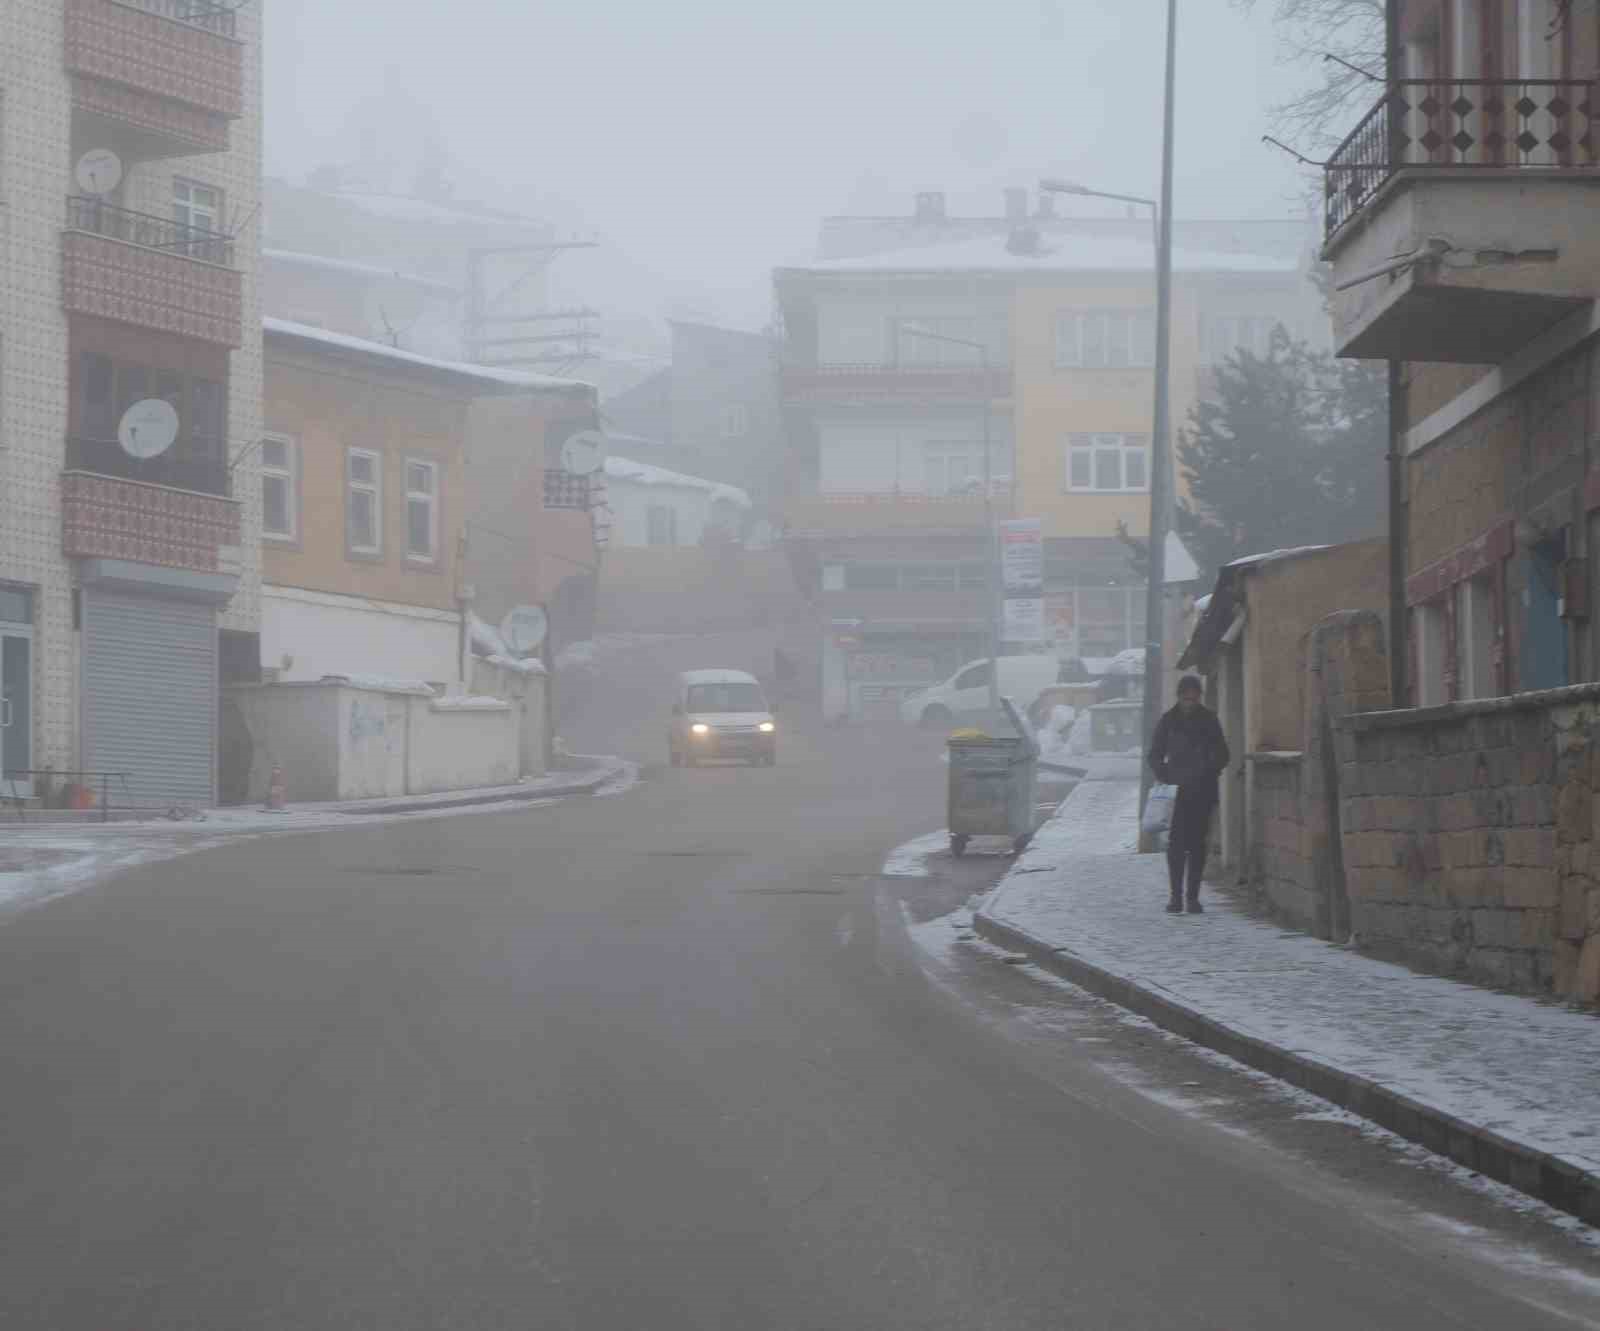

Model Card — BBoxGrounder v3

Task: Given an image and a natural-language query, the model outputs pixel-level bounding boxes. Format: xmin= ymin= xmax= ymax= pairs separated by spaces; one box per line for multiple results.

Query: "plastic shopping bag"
xmin=1141 ymin=783 xmax=1177 ymax=839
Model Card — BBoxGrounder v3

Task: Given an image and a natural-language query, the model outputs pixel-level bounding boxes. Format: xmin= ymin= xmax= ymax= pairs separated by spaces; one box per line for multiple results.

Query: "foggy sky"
xmin=263 ymin=1 xmax=1320 ymax=331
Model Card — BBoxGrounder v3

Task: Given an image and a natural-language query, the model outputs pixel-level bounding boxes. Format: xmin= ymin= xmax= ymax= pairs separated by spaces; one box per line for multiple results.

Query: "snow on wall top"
xmin=264 ymin=318 xmax=593 ymax=393
xmin=604 ymin=456 xmax=752 ymax=509
xmin=262 ymin=249 xmax=461 ymax=296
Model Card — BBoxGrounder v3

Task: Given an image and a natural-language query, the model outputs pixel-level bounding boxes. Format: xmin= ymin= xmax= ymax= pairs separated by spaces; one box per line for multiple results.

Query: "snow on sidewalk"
xmin=0 ymin=760 xmax=634 ymax=917
xmin=981 ymin=778 xmax=1600 ymax=1179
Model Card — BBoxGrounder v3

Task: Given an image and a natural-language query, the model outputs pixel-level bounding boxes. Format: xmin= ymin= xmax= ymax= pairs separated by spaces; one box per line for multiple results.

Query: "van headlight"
xmin=691 ymin=723 xmax=710 ymax=736
xmin=759 ymin=721 xmax=775 ymax=733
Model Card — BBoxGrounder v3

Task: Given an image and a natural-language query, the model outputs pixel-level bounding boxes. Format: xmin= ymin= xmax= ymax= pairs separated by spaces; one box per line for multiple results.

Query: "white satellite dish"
xmin=560 ymin=429 xmax=606 ymax=477
xmin=75 ymin=149 xmax=123 ymax=197
xmin=117 ymin=399 xmax=180 ymax=460
xmin=499 ymin=605 xmax=548 ymax=654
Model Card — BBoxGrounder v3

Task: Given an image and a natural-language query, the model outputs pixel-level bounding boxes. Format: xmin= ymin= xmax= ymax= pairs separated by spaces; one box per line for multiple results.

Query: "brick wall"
xmin=1340 ymin=685 xmax=1600 ymax=1002
xmin=1250 ymin=755 xmax=1313 ymax=926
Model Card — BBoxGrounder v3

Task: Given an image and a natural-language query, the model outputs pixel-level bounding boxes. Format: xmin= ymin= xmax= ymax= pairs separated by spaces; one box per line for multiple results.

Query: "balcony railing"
xmin=117 ymin=0 xmax=237 ymax=35
xmin=66 ymin=435 xmax=230 ymax=498
xmin=1325 ymin=79 xmax=1597 ymax=239
xmin=782 ymin=362 xmax=1012 ymax=400
xmin=67 ymin=196 xmax=235 ymax=267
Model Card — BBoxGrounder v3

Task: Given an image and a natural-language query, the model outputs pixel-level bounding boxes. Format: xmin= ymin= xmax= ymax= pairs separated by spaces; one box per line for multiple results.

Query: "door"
xmin=82 ymin=588 xmax=217 ymax=809
xmin=949 ymin=660 xmax=993 ymax=715
xmin=1524 ymin=537 xmax=1569 ymax=693
xmin=0 ymin=629 xmax=32 ymax=800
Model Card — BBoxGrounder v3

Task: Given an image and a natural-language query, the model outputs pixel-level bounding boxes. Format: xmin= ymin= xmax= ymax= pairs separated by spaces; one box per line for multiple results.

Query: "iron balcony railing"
xmin=1325 ymin=79 xmax=1596 ymax=238
xmin=66 ymin=435 xmax=231 ymax=498
xmin=66 ymin=195 xmax=236 ymax=267
xmin=115 ymin=0 xmax=237 ymax=36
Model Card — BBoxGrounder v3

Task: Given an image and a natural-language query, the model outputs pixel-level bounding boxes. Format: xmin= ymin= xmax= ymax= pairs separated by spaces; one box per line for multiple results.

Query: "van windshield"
xmin=686 ymin=682 xmax=765 ymax=712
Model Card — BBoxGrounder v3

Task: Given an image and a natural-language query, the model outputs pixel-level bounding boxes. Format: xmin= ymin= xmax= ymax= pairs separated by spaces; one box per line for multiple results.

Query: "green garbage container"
xmin=946 ymin=698 xmax=1039 ymax=857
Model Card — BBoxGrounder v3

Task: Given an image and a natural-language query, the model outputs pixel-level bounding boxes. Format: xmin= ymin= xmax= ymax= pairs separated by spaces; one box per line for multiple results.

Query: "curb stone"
xmin=971 ymin=904 xmax=1600 ymax=1227
xmin=327 ymin=765 xmax=618 ymax=817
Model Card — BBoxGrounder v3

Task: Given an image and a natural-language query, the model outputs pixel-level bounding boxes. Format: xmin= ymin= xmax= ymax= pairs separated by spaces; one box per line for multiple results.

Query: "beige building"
xmin=0 ymin=0 xmax=262 ymax=807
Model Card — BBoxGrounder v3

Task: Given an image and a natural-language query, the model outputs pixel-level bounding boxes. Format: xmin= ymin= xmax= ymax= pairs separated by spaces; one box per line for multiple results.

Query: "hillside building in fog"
xmin=774 ymin=191 xmax=1326 ymax=721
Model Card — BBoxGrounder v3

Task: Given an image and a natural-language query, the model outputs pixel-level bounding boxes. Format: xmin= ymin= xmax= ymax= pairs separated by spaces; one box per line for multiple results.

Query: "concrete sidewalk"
xmin=974 ymin=778 xmax=1600 ymax=1225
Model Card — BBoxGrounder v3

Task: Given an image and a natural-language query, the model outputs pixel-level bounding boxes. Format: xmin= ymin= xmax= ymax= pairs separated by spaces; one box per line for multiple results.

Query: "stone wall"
xmin=1340 ymin=683 xmax=1600 ymax=1002
xmin=1249 ymin=754 xmax=1310 ymax=926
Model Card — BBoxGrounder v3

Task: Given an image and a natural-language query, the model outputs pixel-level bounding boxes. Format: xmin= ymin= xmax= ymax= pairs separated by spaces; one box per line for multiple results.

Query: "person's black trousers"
xmin=1166 ymin=782 xmax=1217 ymax=900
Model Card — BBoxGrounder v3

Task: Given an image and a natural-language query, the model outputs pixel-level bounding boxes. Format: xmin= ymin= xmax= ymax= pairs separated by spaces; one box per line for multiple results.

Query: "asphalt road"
xmin=1 ymin=632 xmax=1597 ymax=1330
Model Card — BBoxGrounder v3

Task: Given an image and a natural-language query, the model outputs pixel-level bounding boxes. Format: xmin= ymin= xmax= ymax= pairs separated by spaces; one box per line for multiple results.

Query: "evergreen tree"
xmin=1176 ymin=327 xmax=1383 ymax=585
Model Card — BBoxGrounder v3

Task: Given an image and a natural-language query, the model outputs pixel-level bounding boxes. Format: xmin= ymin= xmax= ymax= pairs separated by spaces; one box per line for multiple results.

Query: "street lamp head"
xmin=1038 ymin=178 xmax=1088 ymax=196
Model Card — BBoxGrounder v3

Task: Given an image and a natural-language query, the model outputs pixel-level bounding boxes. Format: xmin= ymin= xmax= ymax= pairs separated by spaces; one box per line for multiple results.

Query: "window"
xmin=922 ymin=441 xmax=985 ymax=497
xmin=1455 ymin=576 xmax=1497 ymax=700
xmin=71 ymin=351 xmax=229 ymax=492
xmin=1414 ymin=600 xmax=1448 ymax=707
xmin=1055 ymin=310 xmax=1156 ymax=369
xmin=347 ymin=449 xmax=382 ymax=555
xmin=173 ymin=178 xmax=222 ymax=235
xmin=260 ymin=434 xmax=297 ymax=541
xmin=892 ymin=316 xmax=994 ymax=366
xmin=646 ymin=504 xmax=679 ymax=547
xmin=720 ymin=404 xmax=749 ymax=439
xmin=404 ymin=459 xmax=438 ymax=562
xmin=954 ymin=662 xmax=992 ymax=691
xmin=1202 ymin=314 xmax=1282 ymax=364
xmin=1066 ymin=434 xmax=1150 ymax=493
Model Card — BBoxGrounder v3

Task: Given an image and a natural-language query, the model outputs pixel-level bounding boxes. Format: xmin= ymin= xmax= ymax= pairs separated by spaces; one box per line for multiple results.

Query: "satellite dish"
xmin=560 ymin=429 xmax=606 ymax=477
xmin=75 ymin=149 xmax=123 ymax=197
xmin=117 ymin=399 xmax=179 ymax=460
xmin=499 ymin=605 xmax=548 ymax=654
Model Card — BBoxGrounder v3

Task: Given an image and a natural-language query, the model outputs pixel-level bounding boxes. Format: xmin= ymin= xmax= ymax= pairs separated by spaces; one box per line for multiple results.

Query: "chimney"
xmin=914 ymin=191 xmax=946 ymax=224
xmin=1004 ymin=188 xmax=1028 ymax=224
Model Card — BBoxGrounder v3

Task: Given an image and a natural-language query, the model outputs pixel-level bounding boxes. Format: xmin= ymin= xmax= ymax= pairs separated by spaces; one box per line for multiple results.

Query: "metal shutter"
xmin=82 ymin=588 xmax=217 ymax=808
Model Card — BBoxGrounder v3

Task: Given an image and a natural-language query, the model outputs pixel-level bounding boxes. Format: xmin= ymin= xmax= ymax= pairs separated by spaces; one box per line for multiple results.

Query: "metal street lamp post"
xmin=898 ymin=324 xmax=1003 ymax=719
xmin=1041 ymin=0 xmax=1179 ymax=849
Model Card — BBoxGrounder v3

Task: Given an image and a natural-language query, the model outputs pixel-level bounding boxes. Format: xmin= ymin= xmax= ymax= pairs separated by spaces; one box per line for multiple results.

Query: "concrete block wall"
xmin=1340 ymin=684 xmax=1600 ymax=1002
xmin=1249 ymin=755 xmax=1313 ymax=929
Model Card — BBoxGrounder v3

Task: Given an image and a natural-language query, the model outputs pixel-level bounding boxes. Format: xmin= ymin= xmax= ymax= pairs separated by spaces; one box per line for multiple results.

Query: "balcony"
xmin=781 ymin=363 xmax=1012 ymax=403
xmin=63 ymin=197 xmax=243 ymax=347
xmin=62 ymin=453 xmax=240 ymax=576
xmin=785 ymin=490 xmax=1013 ymax=539
xmin=65 ymin=0 xmax=244 ymax=158
xmin=66 ymin=434 xmax=230 ymax=497
xmin=1322 ymin=79 xmax=1600 ymax=362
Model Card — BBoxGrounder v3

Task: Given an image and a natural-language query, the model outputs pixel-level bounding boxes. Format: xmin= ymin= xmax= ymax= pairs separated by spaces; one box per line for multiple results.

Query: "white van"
xmin=899 ymin=655 xmax=1063 ymax=730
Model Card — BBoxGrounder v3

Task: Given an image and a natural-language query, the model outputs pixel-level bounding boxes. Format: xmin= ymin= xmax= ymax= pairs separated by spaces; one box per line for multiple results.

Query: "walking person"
xmin=1147 ymin=674 xmax=1230 ymax=915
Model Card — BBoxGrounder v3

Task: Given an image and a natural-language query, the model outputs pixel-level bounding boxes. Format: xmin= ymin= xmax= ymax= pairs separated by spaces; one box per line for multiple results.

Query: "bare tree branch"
xmin=1234 ymin=0 xmax=1386 ymax=154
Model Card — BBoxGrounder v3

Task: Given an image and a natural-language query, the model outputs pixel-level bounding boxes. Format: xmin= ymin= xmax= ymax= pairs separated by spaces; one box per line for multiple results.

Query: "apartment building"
xmin=1321 ymin=0 xmax=1600 ymax=704
xmin=774 ymin=195 xmax=1323 ymax=721
xmin=0 ymin=0 xmax=262 ymax=807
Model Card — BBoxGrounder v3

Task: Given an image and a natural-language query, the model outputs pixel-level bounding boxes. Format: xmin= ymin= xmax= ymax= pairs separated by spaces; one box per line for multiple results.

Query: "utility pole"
xmin=1138 ymin=0 xmax=1179 ymax=849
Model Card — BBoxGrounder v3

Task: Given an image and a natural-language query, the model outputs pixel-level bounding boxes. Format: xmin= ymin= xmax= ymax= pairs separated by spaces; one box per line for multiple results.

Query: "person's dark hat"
xmin=1176 ymin=674 xmax=1204 ymax=697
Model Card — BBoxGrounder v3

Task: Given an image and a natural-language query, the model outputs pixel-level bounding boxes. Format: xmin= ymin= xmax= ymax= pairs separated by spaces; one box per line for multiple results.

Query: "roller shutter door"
xmin=82 ymin=588 xmax=216 ymax=808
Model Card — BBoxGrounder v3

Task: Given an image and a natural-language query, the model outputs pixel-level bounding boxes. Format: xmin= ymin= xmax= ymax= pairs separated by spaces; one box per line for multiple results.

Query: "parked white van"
xmin=899 ymin=655 xmax=1063 ymax=730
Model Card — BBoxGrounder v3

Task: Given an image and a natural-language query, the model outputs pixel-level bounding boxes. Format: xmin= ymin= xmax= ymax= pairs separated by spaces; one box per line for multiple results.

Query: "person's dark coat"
xmin=1147 ymin=703 xmax=1229 ymax=792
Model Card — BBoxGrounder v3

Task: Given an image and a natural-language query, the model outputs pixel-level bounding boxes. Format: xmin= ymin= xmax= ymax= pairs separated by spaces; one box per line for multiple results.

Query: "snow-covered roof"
xmin=264 ymin=317 xmax=593 ymax=393
xmin=262 ymin=249 xmax=461 ymax=296
xmin=786 ymin=232 xmax=1298 ymax=277
xmin=1224 ymin=544 xmax=1333 ymax=571
xmin=604 ymin=455 xmax=751 ymax=509
xmin=679 ymin=669 xmax=760 ymax=686
xmin=332 ymin=191 xmax=549 ymax=231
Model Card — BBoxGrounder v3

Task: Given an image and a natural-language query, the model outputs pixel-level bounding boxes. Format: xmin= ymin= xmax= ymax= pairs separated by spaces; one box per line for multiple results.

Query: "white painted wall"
xmin=607 ymin=479 xmax=744 ymax=548
xmin=261 ymin=585 xmax=461 ymax=685
xmin=232 ymin=681 xmax=528 ymax=801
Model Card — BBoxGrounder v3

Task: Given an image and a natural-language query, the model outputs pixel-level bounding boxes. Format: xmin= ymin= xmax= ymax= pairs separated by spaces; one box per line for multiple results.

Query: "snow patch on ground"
xmin=881 ymin=830 xmax=950 ymax=879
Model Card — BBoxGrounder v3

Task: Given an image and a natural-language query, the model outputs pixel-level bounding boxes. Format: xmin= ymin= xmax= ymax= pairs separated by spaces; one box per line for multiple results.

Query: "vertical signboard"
xmin=999 ymin=519 xmax=1044 ymax=646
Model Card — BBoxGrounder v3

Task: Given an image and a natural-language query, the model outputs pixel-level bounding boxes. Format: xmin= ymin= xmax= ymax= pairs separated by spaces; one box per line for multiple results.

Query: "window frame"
xmin=1064 ymin=433 xmax=1152 ymax=494
xmin=403 ymin=457 xmax=440 ymax=565
xmin=259 ymin=432 xmax=298 ymax=543
xmin=346 ymin=447 xmax=383 ymax=558
xmin=1055 ymin=310 xmax=1156 ymax=370
xmin=719 ymin=403 xmax=750 ymax=439
xmin=173 ymin=177 xmax=223 ymax=234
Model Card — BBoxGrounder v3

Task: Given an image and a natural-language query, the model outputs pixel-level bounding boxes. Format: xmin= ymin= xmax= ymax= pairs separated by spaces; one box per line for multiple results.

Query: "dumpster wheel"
xmin=950 ymin=834 xmax=970 ymax=858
